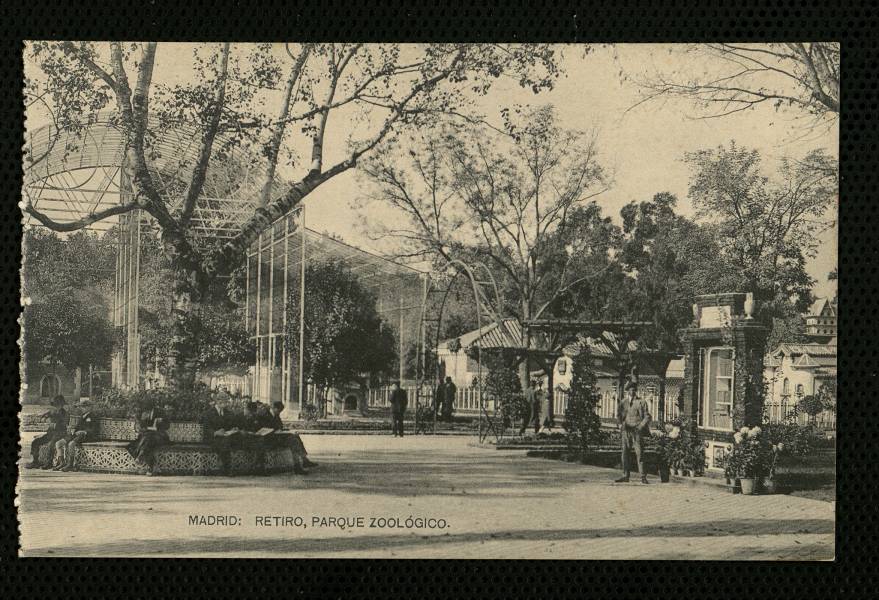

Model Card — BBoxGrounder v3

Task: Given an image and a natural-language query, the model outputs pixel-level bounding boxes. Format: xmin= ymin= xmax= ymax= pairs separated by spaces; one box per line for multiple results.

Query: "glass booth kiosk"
xmin=678 ymin=293 xmax=769 ymax=472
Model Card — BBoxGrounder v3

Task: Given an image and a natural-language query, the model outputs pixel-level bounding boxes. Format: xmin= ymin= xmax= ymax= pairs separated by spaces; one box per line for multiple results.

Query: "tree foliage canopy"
xmin=22 ymin=229 xmax=116 ymax=371
xmin=284 ymin=260 xmax=397 ymax=392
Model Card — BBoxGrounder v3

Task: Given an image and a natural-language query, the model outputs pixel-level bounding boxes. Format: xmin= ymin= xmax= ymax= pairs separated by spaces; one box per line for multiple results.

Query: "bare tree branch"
xmin=24 ymin=201 xmax=141 ymax=232
xmin=181 ymin=43 xmax=231 ymax=224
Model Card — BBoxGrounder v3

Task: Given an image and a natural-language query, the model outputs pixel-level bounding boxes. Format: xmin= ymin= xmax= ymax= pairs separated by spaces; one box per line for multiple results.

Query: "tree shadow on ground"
xmin=25 ymin=518 xmax=834 ymax=558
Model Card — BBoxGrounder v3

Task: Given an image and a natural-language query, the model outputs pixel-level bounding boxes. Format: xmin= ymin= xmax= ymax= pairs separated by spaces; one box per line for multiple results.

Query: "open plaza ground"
xmin=18 ymin=432 xmax=834 ymax=559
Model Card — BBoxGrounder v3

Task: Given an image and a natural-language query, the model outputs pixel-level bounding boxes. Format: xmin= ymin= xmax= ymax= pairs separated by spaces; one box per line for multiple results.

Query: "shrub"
xmin=797 ymin=394 xmax=825 ymax=418
xmin=300 ymin=403 xmax=320 ymax=423
xmin=482 ymin=362 xmax=524 ymax=428
xmin=655 ymin=423 xmax=683 ymax=470
xmin=564 ymin=350 xmax=605 ymax=457
xmin=656 ymin=417 xmax=704 ymax=474
xmin=80 ymin=385 xmax=216 ymax=421
xmin=762 ymin=421 xmax=816 ymax=457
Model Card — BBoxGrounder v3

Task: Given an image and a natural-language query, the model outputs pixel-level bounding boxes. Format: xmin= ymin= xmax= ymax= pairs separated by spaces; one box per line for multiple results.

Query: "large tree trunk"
xmin=165 ymin=267 xmax=201 ymax=390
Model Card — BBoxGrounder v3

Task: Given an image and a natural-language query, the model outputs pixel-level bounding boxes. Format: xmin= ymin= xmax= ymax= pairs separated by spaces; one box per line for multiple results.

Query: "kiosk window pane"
xmin=704 ymin=347 xmax=734 ymax=430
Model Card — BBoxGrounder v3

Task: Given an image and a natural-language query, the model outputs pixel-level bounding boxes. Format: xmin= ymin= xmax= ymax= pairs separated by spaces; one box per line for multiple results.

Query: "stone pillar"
xmin=678 ymin=292 xmax=769 ymax=434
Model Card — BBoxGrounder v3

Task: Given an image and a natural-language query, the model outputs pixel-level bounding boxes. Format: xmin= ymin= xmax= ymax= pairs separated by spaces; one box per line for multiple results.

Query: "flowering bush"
xmin=655 ymin=423 xmax=684 ymax=469
xmin=724 ymin=425 xmax=774 ymax=479
xmin=655 ymin=418 xmax=704 ymax=474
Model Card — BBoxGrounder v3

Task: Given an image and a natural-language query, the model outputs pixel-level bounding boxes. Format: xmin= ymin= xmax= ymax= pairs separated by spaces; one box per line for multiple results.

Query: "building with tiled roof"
xmin=763 ymin=342 xmax=837 ymax=406
xmin=437 ymin=319 xmax=684 ymax=420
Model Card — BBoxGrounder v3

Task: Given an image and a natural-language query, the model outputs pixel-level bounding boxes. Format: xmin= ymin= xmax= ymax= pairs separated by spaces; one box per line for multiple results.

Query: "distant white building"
xmin=764 ymin=342 xmax=837 ymax=404
xmin=437 ymin=319 xmax=684 ymax=415
xmin=804 ymin=297 xmax=837 ymax=342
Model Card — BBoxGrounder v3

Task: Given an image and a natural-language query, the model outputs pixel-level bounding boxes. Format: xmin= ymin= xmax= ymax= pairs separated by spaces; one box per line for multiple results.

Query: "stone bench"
xmin=37 ymin=440 xmax=297 ymax=476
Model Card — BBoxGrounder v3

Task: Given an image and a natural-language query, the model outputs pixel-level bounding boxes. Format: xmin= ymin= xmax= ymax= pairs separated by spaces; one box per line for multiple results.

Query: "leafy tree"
xmin=480 ymin=355 xmax=524 ymax=428
xmin=134 ymin=228 xmax=253 ymax=381
xmin=25 ymin=42 xmax=562 ymax=387
xmin=816 ymin=379 xmax=837 ymax=413
xmin=684 ymin=143 xmax=837 ymax=328
xmin=564 ymin=350 xmax=604 ymax=457
xmin=360 ymin=106 xmax=617 ymax=394
xmin=284 ymin=260 xmax=397 ymax=415
xmin=23 ymin=290 xmax=115 ymax=373
xmin=618 ymin=193 xmax=725 ymax=346
xmin=21 ymin=229 xmax=116 ymax=375
xmin=617 ymin=192 xmax=725 ymax=415
xmin=797 ymin=394 xmax=825 ymax=422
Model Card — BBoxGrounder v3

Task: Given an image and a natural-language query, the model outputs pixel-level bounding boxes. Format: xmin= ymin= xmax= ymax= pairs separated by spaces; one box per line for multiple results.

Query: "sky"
xmin=300 ymin=44 xmax=838 ymax=299
xmin=24 ymin=43 xmax=838 ymax=300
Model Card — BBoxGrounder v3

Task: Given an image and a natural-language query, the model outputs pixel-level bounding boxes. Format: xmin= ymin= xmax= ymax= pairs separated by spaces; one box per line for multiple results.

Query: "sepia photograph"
xmin=18 ymin=42 xmax=837 ymax=559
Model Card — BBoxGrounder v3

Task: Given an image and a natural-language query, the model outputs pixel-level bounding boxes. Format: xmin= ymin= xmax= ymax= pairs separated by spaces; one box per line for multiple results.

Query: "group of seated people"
xmin=25 ymin=394 xmax=94 ymax=471
xmin=199 ymin=396 xmax=317 ymax=476
xmin=25 ymin=393 xmax=316 ymax=477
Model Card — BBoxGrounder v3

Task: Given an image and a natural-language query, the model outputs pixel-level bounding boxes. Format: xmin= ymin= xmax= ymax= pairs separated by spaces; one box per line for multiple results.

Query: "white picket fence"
xmin=366 ymin=386 xmax=499 ymax=413
xmin=763 ymin=401 xmax=836 ymax=430
xmin=361 ymin=386 xmax=836 ymax=430
xmin=554 ymin=389 xmax=681 ymax=424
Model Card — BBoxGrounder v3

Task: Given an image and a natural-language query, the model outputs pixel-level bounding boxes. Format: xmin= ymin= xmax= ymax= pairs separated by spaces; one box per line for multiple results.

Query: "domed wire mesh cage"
xmin=22 ymin=115 xmax=436 ymax=421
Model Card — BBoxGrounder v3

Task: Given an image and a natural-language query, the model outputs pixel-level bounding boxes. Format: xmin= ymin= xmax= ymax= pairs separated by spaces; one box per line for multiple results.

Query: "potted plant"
xmin=658 ymin=423 xmax=683 ymax=476
xmin=675 ymin=418 xmax=704 ymax=477
xmin=725 ymin=425 xmax=771 ymax=494
xmin=760 ymin=441 xmax=786 ymax=494
xmin=653 ymin=424 xmax=679 ymax=482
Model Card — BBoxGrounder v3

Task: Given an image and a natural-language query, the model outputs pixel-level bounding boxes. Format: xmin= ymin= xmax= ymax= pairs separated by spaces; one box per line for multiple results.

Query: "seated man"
xmin=26 ymin=395 xmax=69 ymax=469
xmin=239 ymin=401 xmax=272 ymax=475
xmin=259 ymin=401 xmax=315 ymax=474
xmin=127 ymin=405 xmax=171 ymax=476
xmin=200 ymin=395 xmax=242 ymax=476
xmin=53 ymin=411 xmax=97 ymax=471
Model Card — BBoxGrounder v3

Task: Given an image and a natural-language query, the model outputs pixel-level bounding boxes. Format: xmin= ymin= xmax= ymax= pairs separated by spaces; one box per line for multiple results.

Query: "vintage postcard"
xmin=18 ymin=42 xmax=836 ymax=558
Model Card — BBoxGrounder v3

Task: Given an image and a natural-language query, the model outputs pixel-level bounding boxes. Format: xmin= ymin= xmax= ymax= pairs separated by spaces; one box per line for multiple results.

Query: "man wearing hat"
xmin=615 ymin=379 xmax=651 ymax=484
xmin=26 ymin=394 xmax=69 ymax=469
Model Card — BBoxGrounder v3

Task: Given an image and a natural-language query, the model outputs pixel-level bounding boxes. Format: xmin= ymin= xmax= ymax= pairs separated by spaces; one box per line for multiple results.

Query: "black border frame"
xmin=1 ymin=2 xmax=873 ymax=598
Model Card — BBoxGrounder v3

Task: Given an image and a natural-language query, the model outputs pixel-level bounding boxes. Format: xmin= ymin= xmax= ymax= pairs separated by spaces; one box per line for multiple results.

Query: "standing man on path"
xmin=441 ymin=376 xmax=457 ymax=422
xmin=519 ymin=380 xmax=536 ymax=435
xmin=532 ymin=380 xmax=544 ymax=434
xmin=434 ymin=378 xmax=445 ymax=419
xmin=390 ymin=381 xmax=408 ymax=437
xmin=615 ymin=380 xmax=651 ymax=484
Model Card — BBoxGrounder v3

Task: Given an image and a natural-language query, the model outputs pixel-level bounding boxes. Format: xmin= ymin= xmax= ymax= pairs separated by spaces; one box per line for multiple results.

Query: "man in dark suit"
xmin=441 ymin=376 xmax=456 ymax=422
xmin=200 ymin=396 xmax=240 ymax=475
xmin=433 ymin=379 xmax=445 ymax=418
xmin=389 ymin=381 xmax=408 ymax=437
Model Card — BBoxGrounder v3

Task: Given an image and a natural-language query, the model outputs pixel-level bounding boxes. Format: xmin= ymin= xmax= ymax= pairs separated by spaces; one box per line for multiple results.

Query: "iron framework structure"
xmin=23 ymin=116 xmax=291 ymax=389
xmin=245 ymin=205 xmax=431 ymax=421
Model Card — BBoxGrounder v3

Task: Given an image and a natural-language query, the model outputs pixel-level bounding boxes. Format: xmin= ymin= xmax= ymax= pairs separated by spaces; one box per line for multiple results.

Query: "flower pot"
xmin=762 ymin=478 xmax=778 ymax=495
xmin=659 ymin=465 xmax=670 ymax=483
xmin=739 ymin=477 xmax=757 ymax=495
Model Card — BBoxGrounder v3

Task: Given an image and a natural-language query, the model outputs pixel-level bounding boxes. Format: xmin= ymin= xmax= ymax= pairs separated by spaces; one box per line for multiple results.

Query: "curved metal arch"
xmin=428 ymin=259 xmax=504 ymax=442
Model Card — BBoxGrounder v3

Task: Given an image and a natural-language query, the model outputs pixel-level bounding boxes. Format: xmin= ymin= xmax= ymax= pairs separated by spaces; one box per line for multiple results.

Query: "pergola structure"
xmin=23 ymin=118 xmax=482 ymax=431
xmin=522 ymin=318 xmax=670 ymax=421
